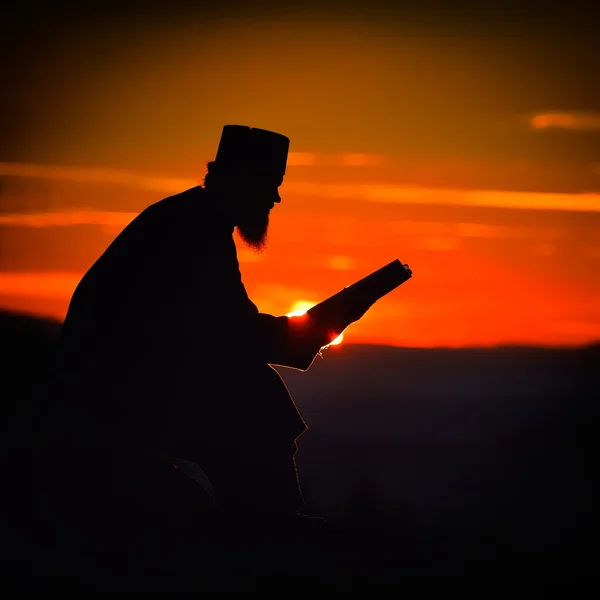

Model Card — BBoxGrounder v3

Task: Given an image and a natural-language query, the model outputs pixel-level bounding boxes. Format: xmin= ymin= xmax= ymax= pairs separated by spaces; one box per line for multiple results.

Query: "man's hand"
xmin=308 ymin=291 xmax=371 ymax=335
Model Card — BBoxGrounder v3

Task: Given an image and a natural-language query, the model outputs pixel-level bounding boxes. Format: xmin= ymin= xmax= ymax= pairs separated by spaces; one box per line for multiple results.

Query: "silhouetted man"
xmin=34 ymin=126 xmax=355 ymax=557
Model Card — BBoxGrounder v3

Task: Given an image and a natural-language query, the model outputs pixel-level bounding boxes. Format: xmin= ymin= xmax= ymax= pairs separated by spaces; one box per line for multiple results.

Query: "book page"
xmin=307 ymin=259 xmax=412 ymax=323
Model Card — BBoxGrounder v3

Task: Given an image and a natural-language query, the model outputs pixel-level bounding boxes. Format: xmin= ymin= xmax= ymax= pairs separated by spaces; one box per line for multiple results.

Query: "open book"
xmin=307 ymin=259 xmax=412 ymax=328
xmin=279 ymin=259 xmax=412 ymax=371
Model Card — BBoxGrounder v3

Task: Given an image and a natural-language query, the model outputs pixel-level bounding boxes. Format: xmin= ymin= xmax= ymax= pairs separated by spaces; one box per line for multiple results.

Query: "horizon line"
xmin=1 ymin=308 xmax=597 ymax=351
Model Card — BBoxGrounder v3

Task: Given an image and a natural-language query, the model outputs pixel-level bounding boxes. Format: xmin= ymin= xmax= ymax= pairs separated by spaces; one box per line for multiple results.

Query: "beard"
xmin=236 ymin=211 xmax=269 ymax=252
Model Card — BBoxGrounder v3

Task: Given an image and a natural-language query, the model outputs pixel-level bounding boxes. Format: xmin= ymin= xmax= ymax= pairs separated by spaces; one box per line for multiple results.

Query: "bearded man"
xmin=33 ymin=125 xmax=361 ymax=539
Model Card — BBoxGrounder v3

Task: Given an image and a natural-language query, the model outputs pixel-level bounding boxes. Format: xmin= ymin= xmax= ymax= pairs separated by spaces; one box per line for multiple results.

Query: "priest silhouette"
xmin=1 ymin=125 xmax=413 ymax=588
xmin=37 ymin=125 xmax=357 ymax=536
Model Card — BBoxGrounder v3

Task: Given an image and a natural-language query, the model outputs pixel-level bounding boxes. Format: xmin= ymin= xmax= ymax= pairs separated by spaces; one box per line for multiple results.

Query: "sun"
xmin=286 ymin=300 xmax=344 ymax=346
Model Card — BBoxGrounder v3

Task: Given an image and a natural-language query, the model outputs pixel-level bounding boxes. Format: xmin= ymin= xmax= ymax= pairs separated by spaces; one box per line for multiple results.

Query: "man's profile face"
xmin=235 ymin=179 xmax=281 ymax=252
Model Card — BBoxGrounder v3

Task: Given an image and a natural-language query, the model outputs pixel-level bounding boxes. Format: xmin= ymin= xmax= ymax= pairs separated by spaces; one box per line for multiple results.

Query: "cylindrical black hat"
xmin=214 ymin=125 xmax=290 ymax=185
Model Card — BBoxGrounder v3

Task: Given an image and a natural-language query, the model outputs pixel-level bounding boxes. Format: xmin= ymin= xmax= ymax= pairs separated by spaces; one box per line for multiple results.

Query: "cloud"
xmin=384 ymin=220 xmax=555 ymax=240
xmin=327 ymin=255 xmax=355 ymax=270
xmin=530 ymin=111 xmax=600 ymax=131
xmin=339 ymin=153 xmax=385 ymax=167
xmin=285 ymin=182 xmax=600 ymax=212
xmin=2 ymin=162 xmax=599 ymax=215
xmin=0 ymin=153 xmax=384 ymax=203
xmin=0 ymin=272 xmax=81 ymax=298
xmin=287 ymin=153 xmax=385 ymax=167
xmin=0 ymin=163 xmax=198 ymax=194
xmin=0 ymin=209 xmax=590 ymax=241
xmin=287 ymin=152 xmax=318 ymax=166
xmin=418 ymin=237 xmax=461 ymax=251
xmin=0 ymin=210 xmax=138 ymax=228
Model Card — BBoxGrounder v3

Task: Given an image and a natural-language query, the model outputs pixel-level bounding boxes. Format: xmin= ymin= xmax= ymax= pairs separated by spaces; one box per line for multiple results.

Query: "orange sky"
xmin=1 ymin=157 xmax=598 ymax=347
xmin=1 ymin=7 xmax=599 ymax=348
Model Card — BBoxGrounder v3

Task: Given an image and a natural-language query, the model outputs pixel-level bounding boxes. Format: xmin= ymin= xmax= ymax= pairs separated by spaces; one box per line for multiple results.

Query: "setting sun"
xmin=286 ymin=301 xmax=344 ymax=346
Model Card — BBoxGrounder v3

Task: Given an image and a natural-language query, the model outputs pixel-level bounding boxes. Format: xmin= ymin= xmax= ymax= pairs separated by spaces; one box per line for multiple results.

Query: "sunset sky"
xmin=1 ymin=1 xmax=598 ymax=347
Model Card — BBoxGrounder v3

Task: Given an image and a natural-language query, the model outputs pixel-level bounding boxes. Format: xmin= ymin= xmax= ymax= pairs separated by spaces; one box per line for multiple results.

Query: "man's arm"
xmin=257 ymin=259 xmax=412 ymax=369
xmin=256 ymin=289 xmax=364 ymax=371
xmin=256 ymin=313 xmax=343 ymax=371
xmin=254 ymin=277 xmax=378 ymax=370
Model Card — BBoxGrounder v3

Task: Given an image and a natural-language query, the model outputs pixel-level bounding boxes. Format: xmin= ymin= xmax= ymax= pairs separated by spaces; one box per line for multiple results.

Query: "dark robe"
xmin=31 ymin=186 xmax=335 ymax=530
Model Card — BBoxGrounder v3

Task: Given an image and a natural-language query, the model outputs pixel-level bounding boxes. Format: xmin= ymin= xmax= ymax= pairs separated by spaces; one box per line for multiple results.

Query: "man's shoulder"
xmin=149 ymin=186 xmax=230 ymax=228
xmin=147 ymin=185 xmax=204 ymax=213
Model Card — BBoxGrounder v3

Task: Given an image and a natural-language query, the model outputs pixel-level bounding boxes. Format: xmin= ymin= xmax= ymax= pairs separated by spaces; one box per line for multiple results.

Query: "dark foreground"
xmin=0 ymin=311 xmax=597 ymax=589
